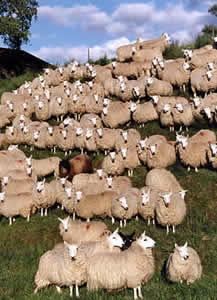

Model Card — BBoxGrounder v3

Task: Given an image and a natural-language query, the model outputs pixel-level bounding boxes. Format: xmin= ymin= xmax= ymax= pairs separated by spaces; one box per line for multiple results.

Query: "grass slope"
xmin=0 ymin=75 xmax=216 ymax=299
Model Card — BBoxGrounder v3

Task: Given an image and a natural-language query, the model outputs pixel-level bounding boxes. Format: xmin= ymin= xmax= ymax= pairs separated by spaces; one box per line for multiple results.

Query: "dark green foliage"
xmin=0 ymin=0 xmax=38 ymax=49
xmin=163 ymin=41 xmax=184 ymax=60
xmin=89 ymin=55 xmax=116 ymax=66
xmin=194 ymin=33 xmax=213 ymax=49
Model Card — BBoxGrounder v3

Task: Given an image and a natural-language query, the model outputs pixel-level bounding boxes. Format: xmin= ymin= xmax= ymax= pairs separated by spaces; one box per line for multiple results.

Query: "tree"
xmin=0 ymin=0 xmax=38 ymax=50
xmin=208 ymin=4 xmax=217 ymax=17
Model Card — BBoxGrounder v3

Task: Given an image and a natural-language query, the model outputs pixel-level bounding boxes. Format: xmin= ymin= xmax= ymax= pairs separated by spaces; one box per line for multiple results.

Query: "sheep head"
xmin=175 ymin=242 xmax=189 ymax=261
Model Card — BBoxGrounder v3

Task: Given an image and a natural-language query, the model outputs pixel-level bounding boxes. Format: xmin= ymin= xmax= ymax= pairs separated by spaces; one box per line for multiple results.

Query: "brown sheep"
xmin=59 ymin=154 xmax=93 ymax=181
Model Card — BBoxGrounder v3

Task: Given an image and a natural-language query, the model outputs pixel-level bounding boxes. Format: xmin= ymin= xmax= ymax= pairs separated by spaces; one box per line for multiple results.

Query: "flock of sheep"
xmin=1 ymin=32 xmax=212 ymax=298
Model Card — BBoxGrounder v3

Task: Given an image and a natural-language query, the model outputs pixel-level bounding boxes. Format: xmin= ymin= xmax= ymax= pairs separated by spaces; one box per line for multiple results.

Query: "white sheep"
xmin=95 ymin=128 xmax=122 ymax=155
xmin=171 ymin=103 xmax=194 ymax=131
xmin=120 ymin=147 xmax=141 ymax=177
xmin=112 ymin=187 xmax=140 ymax=227
xmin=87 ymin=232 xmax=156 ymax=300
xmin=131 ymin=101 xmax=159 ymax=127
xmin=166 ymin=242 xmax=202 ymax=284
xmin=146 ymin=77 xmax=173 ymax=97
xmin=146 ymin=140 xmax=176 ymax=169
xmin=31 ymin=156 xmax=61 ymax=178
xmin=101 ymin=101 xmax=131 ymax=128
xmin=155 ymin=191 xmax=187 ymax=234
xmin=34 ymin=228 xmax=124 ymax=297
xmin=0 ymin=191 xmax=37 ymax=225
xmin=58 ymin=216 xmax=110 ymax=244
xmin=102 ymin=151 xmax=125 ymax=176
xmin=138 ymin=186 xmax=159 ymax=225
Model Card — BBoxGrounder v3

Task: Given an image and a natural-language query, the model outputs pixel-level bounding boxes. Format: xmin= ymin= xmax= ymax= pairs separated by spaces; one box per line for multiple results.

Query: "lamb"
xmin=86 ymin=232 xmax=156 ymax=300
xmin=0 ymin=191 xmax=37 ymax=225
xmin=138 ymin=186 xmax=159 ymax=225
xmin=84 ymin=94 xmax=104 ymax=115
xmin=145 ymin=168 xmax=184 ymax=193
xmin=49 ymin=95 xmax=69 ymax=122
xmin=59 ymin=154 xmax=93 ymax=181
xmin=79 ymin=113 xmax=103 ymax=129
xmin=190 ymin=67 xmax=217 ymax=96
xmin=146 ymin=77 xmax=173 ymax=97
xmin=58 ymin=216 xmax=110 ymax=244
xmin=146 ymin=141 xmax=176 ymax=169
xmin=166 ymin=242 xmax=202 ymax=284
xmin=116 ymin=41 xmax=138 ymax=62
xmin=55 ymin=127 xmax=75 ymax=156
xmin=67 ymin=94 xmax=86 ymax=121
xmin=33 ymin=97 xmax=51 ymax=121
xmin=116 ymin=78 xmax=146 ymax=102
xmin=74 ymin=190 xmax=118 ymax=222
xmin=84 ymin=128 xmax=98 ymax=152
xmin=111 ymin=187 xmax=140 ymax=227
xmin=152 ymin=95 xmax=189 ymax=114
xmin=34 ymin=228 xmax=124 ymax=297
xmin=131 ymin=101 xmax=159 ymax=127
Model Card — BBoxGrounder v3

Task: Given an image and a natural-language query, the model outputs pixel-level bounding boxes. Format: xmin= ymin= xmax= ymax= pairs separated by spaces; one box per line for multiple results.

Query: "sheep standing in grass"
xmin=115 ymin=129 xmax=141 ymax=152
xmin=145 ymin=168 xmax=184 ymax=193
xmin=172 ymin=103 xmax=194 ymax=132
xmin=101 ymin=101 xmax=131 ymax=128
xmin=95 ymin=128 xmax=122 ymax=155
xmin=74 ymin=190 xmax=118 ymax=222
xmin=34 ymin=228 xmax=124 ymax=297
xmin=159 ymin=104 xmax=175 ymax=131
xmin=166 ymin=242 xmax=202 ymax=284
xmin=138 ymin=187 xmax=159 ymax=225
xmin=146 ymin=77 xmax=173 ymax=97
xmin=112 ymin=187 xmax=140 ymax=227
xmin=146 ymin=141 xmax=176 ymax=169
xmin=0 ymin=191 xmax=37 ymax=225
xmin=58 ymin=216 xmax=110 ymax=244
xmin=155 ymin=191 xmax=187 ymax=234
xmin=131 ymin=101 xmax=159 ymax=127
xmin=87 ymin=232 xmax=156 ymax=300
xmin=120 ymin=147 xmax=141 ymax=177
xmin=102 ymin=151 xmax=125 ymax=176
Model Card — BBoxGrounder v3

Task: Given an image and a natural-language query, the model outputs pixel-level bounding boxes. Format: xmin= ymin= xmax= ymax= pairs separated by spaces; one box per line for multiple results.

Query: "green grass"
xmin=0 ymin=71 xmax=40 ymax=99
xmin=0 ymin=75 xmax=216 ymax=299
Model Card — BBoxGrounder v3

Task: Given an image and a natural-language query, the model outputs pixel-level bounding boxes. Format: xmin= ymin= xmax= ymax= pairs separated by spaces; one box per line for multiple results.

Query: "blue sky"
xmin=18 ymin=0 xmax=217 ymax=64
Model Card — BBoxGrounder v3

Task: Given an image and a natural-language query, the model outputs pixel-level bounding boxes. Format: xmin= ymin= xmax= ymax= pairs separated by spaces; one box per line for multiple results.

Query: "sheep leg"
xmin=41 ymin=208 xmax=44 ymax=217
xmin=133 ymin=287 xmax=138 ymax=300
xmin=187 ymin=166 xmax=190 ymax=172
xmin=73 ymin=212 xmax=76 ymax=221
xmin=65 ymin=151 xmax=67 ymax=156
xmin=56 ymin=286 xmax=62 ymax=293
xmin=87 ymin=218 xmax=90 ymax=222
xmin=152 ymin=218 xmax=155 ymax=225
xmin=45 ymin=208 xmax=48 ymax=216
xmin=135 ymin=215 xmax=138 ymax=221
xmin=27 ymin=215 xmax=30 ymax=222
xmin=166 ymin=224 xmax=169 ymax=234
xmin=148 ymin=218 xmax=150 ymax=226
xmin=69 ymin=286 xmax=73 ymax=297
xmin=120 ymin=220 xmax=123 ymax=228
xmin=75 ymin=284 xmax=79 ymax=297
xmin=9 ymin=217 xmax=12 ymax=226
xmin=183 ymin=84 xmax=186 ymax=93
xmin=61 ymin=204 xmax=64 ymax=210
xmin=179 ymin=126 xmax=182 ymax=132
xmin=195 ymin=167 xmax=198 ymax=172
xmin=111 ymin=216 xmax=115 ymax=224
xmin=138 ymin=286 xmax=143 ymax=298
xmin=172 ymin=225 xmax=175 ymax=233
xmin=13 ymin=217 xmax=16 ymax=223
xmin=124 ymin=219 xmax=127 ymax=227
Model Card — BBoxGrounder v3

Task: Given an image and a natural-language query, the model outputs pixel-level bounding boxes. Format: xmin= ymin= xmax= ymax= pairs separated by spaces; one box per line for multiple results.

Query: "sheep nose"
xmin=124 ymin=207 xmax=128 ymax=211
xmin=184 ymin=255 xmax=189 ymax=260
xmin=65 ymin=229 xmax=68 ymax=232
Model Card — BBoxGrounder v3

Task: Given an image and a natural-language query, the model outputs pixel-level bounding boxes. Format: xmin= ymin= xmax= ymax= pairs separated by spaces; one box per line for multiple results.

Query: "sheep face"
xmin=33 ymin=131 xmax=40 ymax=141
xmin=106 ymin=176 xmax=113 ymax=188
xmin=94 ymin=94 xmax=99 ymax=103
xmin=64 ymin=242 xmax=78 ymax=260
xmin=130 ymin=102 xmax=137 ymax=113
xmin=118 ymin=196 xmax=128 ymax=210
xmin=48 ymin=127 xmax=53 ymax=136
xmin=97 ymin=169 xmax=103 ymax=179
xmin=139 ymin=139 xmax=147 ymax=150
xmin=122 ymin=131 xmax=128 ymax=143
xmin=0 ymin=192 xmax=5 ymax=203
xmin=75 ymin=191 xmax=82 ymax=202
xmin=209 ymin=143 xmax=217 ymax=157
xmin=107 ymin=228 xmax=124 ymax=249
xmin=23 ymin=103 xmax=27 ymax=111
xmin=137 ymin=231 xmax=156 ymax=249
xmin=207 ymin=62 xmax=214 ymax=71
xmin=175 ymin=103 xmax=183 ymax=113
xmin=141 ymin=190 xmax=150 ymax=205
xmin=86 ymin=128 xmax=93 ymax=140
xmin=97 ymin=128 xmax=103 ymax=138
xmin=91 ymin=118 xmax=97 ymax=127
xmin=175 ymin=242 xmax=189 ymax=261
xmin=121 ymin=148 xmax=127 ymax=159
xmin=103 ymin=98 xmax=110 ymax=106
xmin=65 ymin=187 xmax=72 ymax=199
xmin=76 ymin=127 xmax=83 ymax=136
xmin=60 ymin=177 xmax=67 ymax=187
xmin=206 ymin=71 xmax=212 ymax=81
xmin=58 ymin=216 xmax=70 ymax=232
xmin=44 ymin=89 xmax=50 ymax=100
xmin=110 ymin=152 xmax=116 ymax=163
xmin=192 ymin=97 xmax=200 ymax=108
xmin=163 ymin=104 xmax=171 ymax=113
xmin=160 ymin=192 xmax=172 ymax=208
xmin=203 ymin=107 xmax=212 ymax=120
xmin=36 ymin=179 xmax=45 ymax=193
xmin=26 ymin=156 xmax=32 ymax=167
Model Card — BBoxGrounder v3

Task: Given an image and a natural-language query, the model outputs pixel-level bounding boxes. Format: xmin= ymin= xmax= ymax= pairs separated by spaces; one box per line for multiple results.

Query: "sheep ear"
xmin=175 ymin=243 xmax=178 ymax=248
xmin=184 ymin=241 xmax=188 ymax=248
xmin=114 ymin=227 xmax=119 ymax=233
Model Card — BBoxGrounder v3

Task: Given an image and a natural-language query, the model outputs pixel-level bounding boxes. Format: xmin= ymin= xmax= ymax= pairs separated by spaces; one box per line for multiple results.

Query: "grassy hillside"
xmin=0 ymin=74 xmax=216 ymax=300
